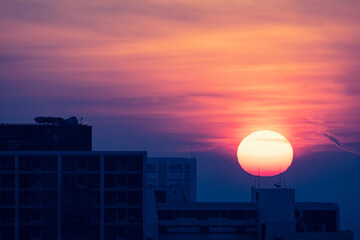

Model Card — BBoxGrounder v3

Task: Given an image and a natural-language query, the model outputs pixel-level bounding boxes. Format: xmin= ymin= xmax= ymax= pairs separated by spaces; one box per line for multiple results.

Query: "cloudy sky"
xmin=1 ymin=0 xmax=360 ymax=234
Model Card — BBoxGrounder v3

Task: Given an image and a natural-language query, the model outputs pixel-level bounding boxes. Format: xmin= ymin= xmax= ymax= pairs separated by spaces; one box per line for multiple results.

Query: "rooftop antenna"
xmin=274 ymin=165 xmax=282 ymax=188
xmin=257 ymin=167 xmax=260 ymax=189
xmin=279 ymin=165 xmax=282 ymax=187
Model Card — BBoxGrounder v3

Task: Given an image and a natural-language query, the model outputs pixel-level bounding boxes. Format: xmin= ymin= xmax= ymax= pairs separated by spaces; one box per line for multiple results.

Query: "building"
xmin=156 ymin=202 xmax=258 ymax=240
xmin=0 ymin=119 xmax=92 ymax=151
xmin=147 ymin=157 xmax=196 ymax=202
xmin=0 ymin=151 xmax=146 ymax=240
xmin=0 ymin=121 xmax=354 ymax=240
xmin=150 ymin=187 xmax=353 ymax=240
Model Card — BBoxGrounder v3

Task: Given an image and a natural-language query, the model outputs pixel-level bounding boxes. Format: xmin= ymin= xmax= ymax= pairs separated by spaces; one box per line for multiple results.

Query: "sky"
xmin=1 ymin=0 xmax=360 ymax=235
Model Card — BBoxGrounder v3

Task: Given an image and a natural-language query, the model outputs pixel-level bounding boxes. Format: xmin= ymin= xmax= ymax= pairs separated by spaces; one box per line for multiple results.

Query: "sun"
xmin=237 ymin=130 xmax=293 ymax=177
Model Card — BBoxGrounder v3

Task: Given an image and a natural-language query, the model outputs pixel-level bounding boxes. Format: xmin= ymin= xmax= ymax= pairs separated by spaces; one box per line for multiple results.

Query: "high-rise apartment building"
xmin=0 ymin=151 xmax=146 ymax=240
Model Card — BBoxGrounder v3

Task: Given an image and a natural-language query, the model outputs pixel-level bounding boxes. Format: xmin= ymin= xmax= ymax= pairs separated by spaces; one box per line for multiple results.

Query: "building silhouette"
xmin=0 ymin=151 xmax=146 ymax=240
xmin=0 ymin=120 xmax=91 ymax=151
xmin=147 ymin=187 xmax=353 ymax=240
xmin=146 ymin=157 xmax=196 ymax=202
xmin=0 ymin=119 xmax=354 ymax=240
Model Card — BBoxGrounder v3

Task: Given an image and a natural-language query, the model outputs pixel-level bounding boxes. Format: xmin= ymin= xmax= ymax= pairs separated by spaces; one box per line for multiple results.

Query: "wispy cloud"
xmin=307 ymin=117 xmax=360 ymax=156
xmin=321 ymin=132 xmax=360 ymax=155
xmin=0 ymin=0 xmax=360 ymax=154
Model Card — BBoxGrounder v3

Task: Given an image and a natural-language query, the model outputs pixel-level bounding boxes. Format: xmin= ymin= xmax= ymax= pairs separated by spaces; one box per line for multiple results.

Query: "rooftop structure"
xmin=0 ymin=117 xmax=92 ymax=151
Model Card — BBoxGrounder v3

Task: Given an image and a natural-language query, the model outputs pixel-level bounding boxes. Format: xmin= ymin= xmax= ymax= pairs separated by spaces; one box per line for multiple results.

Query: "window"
xmin=127 ymin=208 xmax=142 ymax=223
xmin=85 ymin=156 xmax=100 ymax=171
xmin=104 ymin=226 xmax=116 ymax=239
xmin=19 ymin=209 xmax=32 ymax=223
xmin=89 ymin=192 xmax=100 ymax=205
xmin=0 ymin=208 xmax=15 ymax=223
xmin=104 ymin=226 xmax=125 ymax=239
xmin=200 ymin=226 xmax=209 ymax=233
xmin=0 ymin=191 xmax=14 ymax=205
xmin=42 ymin=174 xmax=57 ymax=188
xmin=62 ymin=156 xmax=77 ymax=171
xmin=88 ymin=174 xmax=100 ymax=188
xmin=42 ymin=191 xmax=57 ymax=206
xmin=41 ymin=157 xmax=57 ymax=171
xmin=89 ymin=208 xmax=100 ymax=223
xmin=32 ymin=174 xmax=41 ymax=187
xmin=127 ymin=174 xmax=142 ymax=188
xmin=104 ymin=157 xmax=116 ymax=171
xmin=117 ymin=208 xmax=126 ymax=221
xmin=19 ymin=174 xmax=32 ymax=188
xmin=306 ymin=225 xmax=323 ymax=232
xmin=117 ymin=191 xmax=126 ymax=203
xmin=78 ymin=159 xmax=87 ymax=169
xmin=117 ymin=175 xmax=126 ymax=187
xmin=127 ymin=156 xmax=142 ymax=171
xmin=0 ymin=174 xmax=14 ymax=188
xmin=185 ymin=163 xmax=191 ymax=172
xmin=104 ymin=208 xmax=116 ymax=223
xmin=0 ymin=226 xmax=14 ymax=240
xmin=184 ymin=211 xmax=197 ymax=218
xmin=158 ymin=211 xmax=176 ymax=220
xmin=168 ymin=178 xmax=183 ymax=187
xmin=32 ymin=192 xmax=41 ymax=204
xmin=104 ymin=156 xmax=126 ymax=171
xmin=31 ymin=159 xmax=41 ymax=169
xmin=32 ymin=209 xmax=41 ymax=221
xmin=19 ymin=191 xmax=31 ymax=206
xmin=147 ymin=164 xmax=156 ymax=173
xmin=147 ymin=178 xmax=157 ymax=187
xmin=154 ymin=190 xmax=166 ymax=203
xmin=229 ymin=210 xmax=257 ymax=220
xmin=78 ymin=175 xmax=88 ymax=186
xmin=19 ymin=157 xmax=31 ymax=170
xmin=19 ymin=156 xmax=51 ymax=170
xmin=42 ymin=208 xmax=57 ymax=223
xmin=0 ymin=156 xmax=14 ymax=171
xmin=296 ymin=223 xmax=305 ymax=232
xmin=127 ymin=191 xmax=142 ymax=205
xmin=104 ymin=175 xmax=116 ymax=188
xmin=104 ymin=191 xmax=116 ymax=205
xmin=42 ymin=226 xmax=57 ymax=239
xmin=169 ymin=164 xmax=183 ymax=174
xmin=127 ymin=226 xmax=143 ymax=239
xmin=62 ymin=174 xmax=77 ymax=189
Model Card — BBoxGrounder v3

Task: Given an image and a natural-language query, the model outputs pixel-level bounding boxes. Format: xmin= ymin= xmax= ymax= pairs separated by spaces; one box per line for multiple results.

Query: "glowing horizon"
xmin=0 ymin=0 xmax=359 ymax=156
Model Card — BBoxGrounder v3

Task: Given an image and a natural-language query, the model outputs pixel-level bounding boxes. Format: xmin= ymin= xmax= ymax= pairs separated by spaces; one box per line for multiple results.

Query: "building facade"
xmin=151 ymin=188 xmax=353 ymax=240
xmin=146 ymin=157 xmax=196 ymax=202
xmin=0 ymin=122 xmax=353 ymax=240
xmin=0 ymin=151 xmax=146 ymax=240
xmin=156 ymin=202 xmax=258 ymax=240
xmin=0 ymin=123 xmax=92 ymax=151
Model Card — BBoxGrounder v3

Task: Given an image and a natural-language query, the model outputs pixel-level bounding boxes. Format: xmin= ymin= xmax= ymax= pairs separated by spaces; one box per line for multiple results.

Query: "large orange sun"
xmin=237 ymin=130 xmax=293 ymax=177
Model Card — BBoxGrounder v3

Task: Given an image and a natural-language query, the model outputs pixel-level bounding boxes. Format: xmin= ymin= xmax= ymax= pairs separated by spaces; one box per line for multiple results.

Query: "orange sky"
xmin=1 ymin=0 xmax=360 ymax=156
